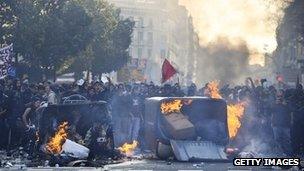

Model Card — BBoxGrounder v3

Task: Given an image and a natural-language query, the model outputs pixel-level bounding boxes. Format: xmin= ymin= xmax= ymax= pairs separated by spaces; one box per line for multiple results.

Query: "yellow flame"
xmin=227 ymin=103 xmax=245 ymax=139
xmin=46 ymin=122 xmax=68 ymax=154
xmin=207 ymin=81 xmax=222 ymax=99
xmin=207 ymin=81 xmax=245 ymax=139
xmin=179 ymin=0 xmax=290 ymax=65
xmin=161 ymin=100 xmax=183 ymax=114
xmin=118 ymin=140 xmax=139 ymax=157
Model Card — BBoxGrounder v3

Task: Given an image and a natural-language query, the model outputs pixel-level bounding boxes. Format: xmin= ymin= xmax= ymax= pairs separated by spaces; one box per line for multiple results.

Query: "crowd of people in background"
xmin=0 ymin=75 xmax=303 ymax=158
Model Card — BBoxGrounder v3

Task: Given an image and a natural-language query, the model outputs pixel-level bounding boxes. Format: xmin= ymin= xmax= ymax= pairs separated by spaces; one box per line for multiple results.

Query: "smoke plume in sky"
xmin=179 ymin=0 xmax=290 ymax=66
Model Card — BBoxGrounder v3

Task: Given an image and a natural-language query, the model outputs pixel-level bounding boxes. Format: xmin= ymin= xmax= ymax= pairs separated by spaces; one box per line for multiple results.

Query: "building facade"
xmin=274 ymin=31 xmax=304 ymax=86
xmin=108 ymin=0 xmax=196 ymax=85
xmin=272 ymin=0 xmax=304 ymax=86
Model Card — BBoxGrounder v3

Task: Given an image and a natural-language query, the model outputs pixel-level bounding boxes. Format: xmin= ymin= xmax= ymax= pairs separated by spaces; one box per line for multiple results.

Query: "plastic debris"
xmin=61 ymin=139 xmax=90 ymax=159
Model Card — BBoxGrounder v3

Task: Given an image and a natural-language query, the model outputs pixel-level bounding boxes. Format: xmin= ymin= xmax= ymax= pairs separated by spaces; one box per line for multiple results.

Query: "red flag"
xmin=161 ymin=59 xmax=177 ymax=83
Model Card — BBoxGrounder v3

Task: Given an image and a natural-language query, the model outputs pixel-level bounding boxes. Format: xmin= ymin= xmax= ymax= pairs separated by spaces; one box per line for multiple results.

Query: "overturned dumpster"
xmin=35 ymin=95 xmax=114 ymax=166
xmin=144 ymin=97 xmax=230 ymax=161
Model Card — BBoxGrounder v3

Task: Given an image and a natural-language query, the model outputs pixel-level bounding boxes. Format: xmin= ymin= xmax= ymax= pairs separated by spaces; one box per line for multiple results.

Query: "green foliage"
xmin=0 ymin=0 xmax=134 ymax=80
xmin=75 ymin=0 xmax=135 ymax=75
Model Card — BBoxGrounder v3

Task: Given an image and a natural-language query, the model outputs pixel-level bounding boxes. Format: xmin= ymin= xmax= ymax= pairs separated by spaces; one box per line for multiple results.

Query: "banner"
xmin=161 ymin=59 xmax=177 ymax=83
xmin=0 ymin=44 xmax=14 ymax=77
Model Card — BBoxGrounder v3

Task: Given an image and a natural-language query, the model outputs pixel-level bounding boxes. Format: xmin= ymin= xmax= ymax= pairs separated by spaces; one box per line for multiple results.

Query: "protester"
xmin=22 ymin=97 xmax=40 ymax=129
xmin=44 ymin=82 xmax=58 ymax=104
xmin=0 ymin=76 xmax=303 ymax=158
xmin=271 ymin=89 xmax=292 ymax=156
xmin=84 ymin=119 xmax=113 ymax=159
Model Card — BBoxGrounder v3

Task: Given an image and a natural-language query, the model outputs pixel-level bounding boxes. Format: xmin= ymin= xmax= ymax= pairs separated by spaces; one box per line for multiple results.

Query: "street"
xmin=104 ymin=159 xmax=252 ymax=171
xmin=0 ymin=159 xmax=284 ymax=171
xmin=1 ymin=0 xmax=304 ymax=170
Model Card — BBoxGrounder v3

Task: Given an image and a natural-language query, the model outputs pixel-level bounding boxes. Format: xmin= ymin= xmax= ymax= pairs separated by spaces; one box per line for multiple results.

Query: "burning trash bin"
xmin=36 ymin=98 xmax=114 ymax=166
xmin=45 ymin=121 xmax=89 ymax=159
xmin=144 ymin=97 xmax=230 ymax=161
xmin=160 ymin=100 xmax=196 ymax=140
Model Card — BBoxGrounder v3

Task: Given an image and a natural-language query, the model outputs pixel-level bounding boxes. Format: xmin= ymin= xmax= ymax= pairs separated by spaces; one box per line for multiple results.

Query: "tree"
xmin=73 ymin=0 xmax=134 ymax=77
xmin=0 ymin=0 xmax=15 ymax=44
xmin=1 ymin=0 xmax=134 ymax=80
xmin=91 ymin=15 xmax=134 ymax=75
xmin=0 ymin=0 xmax=93 ymax=80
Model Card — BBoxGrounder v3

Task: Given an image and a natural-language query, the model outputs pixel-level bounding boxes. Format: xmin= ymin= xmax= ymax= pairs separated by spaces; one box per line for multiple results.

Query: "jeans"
xmin=113 ymin=116 xmax=128 ymax=147
xmin=272 ymin=126 xmax=292 ymax=156
xmin=129 ymin=117 xmax=140 ymax=141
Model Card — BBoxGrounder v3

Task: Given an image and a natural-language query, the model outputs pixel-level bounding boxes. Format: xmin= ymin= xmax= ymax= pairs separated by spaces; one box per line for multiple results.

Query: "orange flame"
xmin=161 ymin=100 xmax=183 ymax=114
xmin=207 ymin=81 xmax=222 ymax=99
xmin=46 ymin=122 xmax=68 ymax=154
xmin=227 ymin=103 xmax=245 ymax=139
xmin=207 ymin=81 xmax=245 ymax=139
xmin=118 ymin=140 xmax=139 ymax=157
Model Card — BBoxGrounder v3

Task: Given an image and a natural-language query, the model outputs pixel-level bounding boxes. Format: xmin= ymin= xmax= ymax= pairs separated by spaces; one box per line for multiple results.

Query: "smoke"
xmin=180 ymin=0 xmax=290 ymax=66
xmin=233 ymin=99 xmax=284 ymax=157
xmin=197 ymin=38 xmax=250 ymax=84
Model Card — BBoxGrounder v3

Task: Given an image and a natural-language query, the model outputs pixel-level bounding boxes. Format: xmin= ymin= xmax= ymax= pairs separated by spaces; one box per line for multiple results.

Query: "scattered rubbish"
xmin=4 ymin=162 xmax=13 ymax=168
xmin=61 ymin=139 xmax=90 ymax=159
xmin=44 ymin=160 xmax=50 ymax=167
xmin=238 ymin=151 xmax=257 ymax=158
xmin=193 ymin=162 xmax=204 ymax=168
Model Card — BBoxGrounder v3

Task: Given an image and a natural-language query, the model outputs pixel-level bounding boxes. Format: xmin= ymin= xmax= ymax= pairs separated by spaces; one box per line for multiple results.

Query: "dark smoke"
xmin=196 ymin=38 xmax=250 ymax=84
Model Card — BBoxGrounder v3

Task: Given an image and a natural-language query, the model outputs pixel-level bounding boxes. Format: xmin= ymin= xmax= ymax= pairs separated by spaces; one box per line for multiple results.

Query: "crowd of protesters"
xmin=0 ymin=75 xmax=303 ymax=158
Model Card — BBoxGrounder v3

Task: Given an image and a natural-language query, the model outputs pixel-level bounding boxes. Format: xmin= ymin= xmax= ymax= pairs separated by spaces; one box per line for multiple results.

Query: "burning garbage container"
xmin=160 ymin=100 xmax=196 ymax=140
xmin=144 ymin=97 xmax=229 ymax=161
xmin=36 ymin=100 xmax=114 ymax=165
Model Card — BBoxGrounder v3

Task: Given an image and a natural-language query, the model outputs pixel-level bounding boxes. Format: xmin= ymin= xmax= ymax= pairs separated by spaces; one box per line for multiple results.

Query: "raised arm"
xmin=22 ymin=108 xmax=32 ymax=128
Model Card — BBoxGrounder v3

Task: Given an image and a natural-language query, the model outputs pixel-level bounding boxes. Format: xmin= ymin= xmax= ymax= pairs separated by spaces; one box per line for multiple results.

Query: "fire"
xmin=118 ymin=140 xmax=139 ymax=157
xmin=227 ymin=103 xmax=245 ymax=139
xmin=46 ymin=122 xmax=69 ymax=154
xmin=207 ymin=81 xmax=222 ymax=99
xmin=161 ymin=100 xmax=183 ymax=114
xmin=207 ymin=81 xmax=245 ymax=139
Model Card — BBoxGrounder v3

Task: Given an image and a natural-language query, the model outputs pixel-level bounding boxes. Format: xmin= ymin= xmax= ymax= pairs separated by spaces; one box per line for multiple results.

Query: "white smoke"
xmin=179 ymin=0 xmax=291 ymax=66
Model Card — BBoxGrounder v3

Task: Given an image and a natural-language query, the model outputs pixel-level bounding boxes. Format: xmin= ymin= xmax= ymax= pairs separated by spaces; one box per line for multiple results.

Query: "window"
xmin=148 ymin=18 xmax=153 ymax=28
xmin=138 ymin=17 xmax=144 ymax=28
xmin=138 ymin=48 xmax=143 ymax=58
xmin=138 ymin=31 xmax=144 ymax=42
xmin=147 ymin=49 xmax=152 ymax=58
xmin=161 ymin=50 xmax=166 ymax=58
xmin=161 ymin=20 xmax=166 ymax=29
xmin=147 ymin=32 xmax=153 ymax=44
xmin=161 ymin=35 xmax=166 ymax=44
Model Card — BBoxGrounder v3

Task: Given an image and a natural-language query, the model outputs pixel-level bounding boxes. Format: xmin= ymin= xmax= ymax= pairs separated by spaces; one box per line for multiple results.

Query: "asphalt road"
xmin=0 ymin=159 xmax=298 ymax=171
xmin=103 ymin=159 xmax=282 ymax=171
